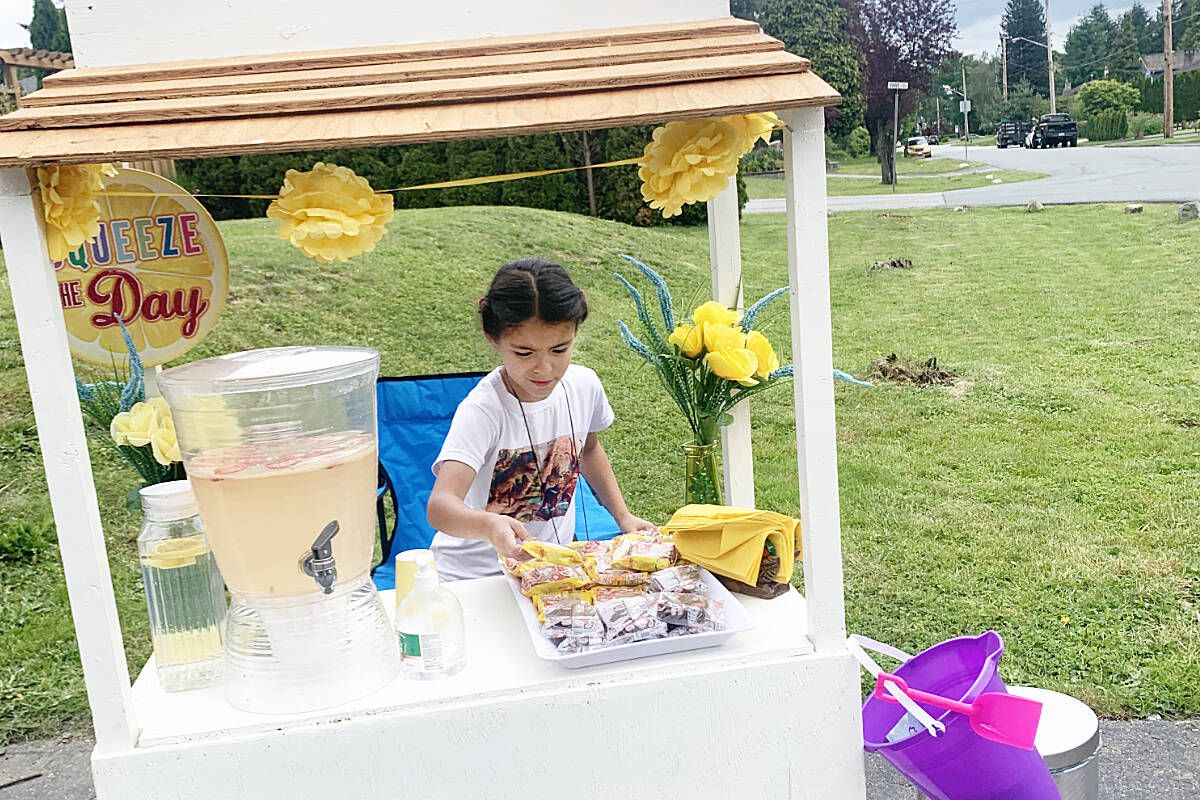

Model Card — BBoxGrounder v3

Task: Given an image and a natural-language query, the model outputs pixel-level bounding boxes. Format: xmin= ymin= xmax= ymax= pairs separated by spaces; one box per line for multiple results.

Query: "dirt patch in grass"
xmin=868 ymin=353 xmax=957 ymax=386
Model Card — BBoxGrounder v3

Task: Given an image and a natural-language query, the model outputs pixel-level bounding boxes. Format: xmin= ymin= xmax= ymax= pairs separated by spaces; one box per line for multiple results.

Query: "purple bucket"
xmin=862 ymin=631 xmax=1061 ymax=800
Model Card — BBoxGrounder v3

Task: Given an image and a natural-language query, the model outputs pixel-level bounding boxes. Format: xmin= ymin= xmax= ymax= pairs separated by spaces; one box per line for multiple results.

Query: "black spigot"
xmin=301 ymin=520 xmax=339 ymax=594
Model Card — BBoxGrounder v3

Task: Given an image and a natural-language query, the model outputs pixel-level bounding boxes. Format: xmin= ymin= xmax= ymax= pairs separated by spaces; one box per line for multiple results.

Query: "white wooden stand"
xmin=93 ymin=579 xmax=865 ymax=799
xmin=0 ymin=4 xmax=864 ymax=798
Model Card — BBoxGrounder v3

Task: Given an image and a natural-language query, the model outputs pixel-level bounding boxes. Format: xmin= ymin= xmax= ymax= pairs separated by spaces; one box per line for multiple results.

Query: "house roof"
xmin=0 ymin=18 xmax=840 ymax=168
xmin=1139 ymin=49 xmax=1200 ymax=75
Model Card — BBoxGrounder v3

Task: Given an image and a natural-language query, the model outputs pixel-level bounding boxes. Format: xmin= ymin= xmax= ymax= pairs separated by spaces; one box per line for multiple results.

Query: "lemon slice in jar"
xmin=142 ymin=536 xmax=207 ymax=569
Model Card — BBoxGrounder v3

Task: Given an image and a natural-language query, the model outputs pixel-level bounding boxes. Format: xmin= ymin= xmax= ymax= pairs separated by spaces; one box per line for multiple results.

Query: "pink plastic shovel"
xmin=874 ymin=672 xmax=1044 ymax=750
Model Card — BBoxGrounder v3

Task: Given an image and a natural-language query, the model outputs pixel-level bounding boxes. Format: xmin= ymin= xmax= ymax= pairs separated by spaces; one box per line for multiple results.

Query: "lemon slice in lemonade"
xmin=142 ymin=536 xmax=208 ymax=569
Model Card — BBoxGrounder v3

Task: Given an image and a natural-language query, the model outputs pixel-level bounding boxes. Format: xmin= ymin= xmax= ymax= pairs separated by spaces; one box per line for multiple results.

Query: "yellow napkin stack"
xmin=660 ymin=504 xmax=801 ymax=585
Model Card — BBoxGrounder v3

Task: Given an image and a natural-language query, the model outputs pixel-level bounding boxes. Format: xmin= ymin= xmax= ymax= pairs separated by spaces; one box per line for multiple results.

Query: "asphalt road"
xmin=745 ymin=139 xmax=1200 ymax=213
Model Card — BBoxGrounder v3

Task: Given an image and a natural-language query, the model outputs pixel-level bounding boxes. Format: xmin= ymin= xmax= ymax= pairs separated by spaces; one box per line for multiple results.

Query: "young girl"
xmin=427 ymin=258 xmax=657 ymax=581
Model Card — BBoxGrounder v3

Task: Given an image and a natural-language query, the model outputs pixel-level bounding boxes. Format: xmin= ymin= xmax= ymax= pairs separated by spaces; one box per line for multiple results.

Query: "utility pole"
xmin=1045 ymin=0 xmax=1056 ymax=113
xmin=936 ymin=97 xmax=941 ymax=139
xmin=1165 ymin=0 xmax=1175 ymax=138
xmin=1001 ymin=37 xmax=1009 ymax=102
xmin=962 ymin=62 xmax=970 ymax=161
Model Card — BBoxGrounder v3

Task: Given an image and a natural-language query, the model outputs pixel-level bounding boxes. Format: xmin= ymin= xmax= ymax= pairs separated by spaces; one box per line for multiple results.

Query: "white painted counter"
xmin=95 ymin=576 xmax=867 ymax=798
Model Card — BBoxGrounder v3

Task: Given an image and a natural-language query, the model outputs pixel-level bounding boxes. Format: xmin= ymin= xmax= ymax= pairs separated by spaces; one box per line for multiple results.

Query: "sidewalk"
xmin=3 ymin=718 xmax=1197 ymax=798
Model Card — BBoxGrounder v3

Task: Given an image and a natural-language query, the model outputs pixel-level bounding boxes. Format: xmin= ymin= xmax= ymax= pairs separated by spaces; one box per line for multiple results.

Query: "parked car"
xmin=1026 ymin=113 xmax=1078 ymax=148
xmin=904 ymin=136 xmax=932 ymax=158
xmin=927 ymin=133 xmax=939 ymax=145
xmin=996 ymin=120 xmax=1033 ymax=149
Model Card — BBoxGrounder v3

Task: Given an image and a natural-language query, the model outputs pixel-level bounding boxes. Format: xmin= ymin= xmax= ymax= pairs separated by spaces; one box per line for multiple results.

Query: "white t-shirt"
xmin=430 ymin=365 xmax=614 ymax=581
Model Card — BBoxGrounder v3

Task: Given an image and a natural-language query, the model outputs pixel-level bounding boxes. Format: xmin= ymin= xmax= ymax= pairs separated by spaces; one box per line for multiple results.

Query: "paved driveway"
xmin=745 ymin=139 xmax=1200 ymax=213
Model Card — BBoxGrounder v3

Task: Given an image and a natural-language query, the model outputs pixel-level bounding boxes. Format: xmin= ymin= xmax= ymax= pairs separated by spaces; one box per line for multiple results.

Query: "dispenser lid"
xmin=159 ymin=346 xmax=379 ymax=396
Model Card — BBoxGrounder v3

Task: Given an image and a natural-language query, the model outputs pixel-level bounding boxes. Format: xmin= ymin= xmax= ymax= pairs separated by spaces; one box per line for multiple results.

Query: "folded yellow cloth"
xmin=660 ymin=504 xmax=800 ymax=585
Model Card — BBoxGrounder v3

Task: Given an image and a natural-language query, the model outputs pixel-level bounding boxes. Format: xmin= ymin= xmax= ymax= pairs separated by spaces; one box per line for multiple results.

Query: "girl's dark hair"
xmin=479 ymin=258 xmax=588 ymax=339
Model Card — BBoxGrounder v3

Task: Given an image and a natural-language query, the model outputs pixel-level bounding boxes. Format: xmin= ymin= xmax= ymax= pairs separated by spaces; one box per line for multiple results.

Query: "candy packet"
xmin=651 ymin=592 xmax=725 ymax=632
xmin=540 ymin=597 xmax=603 ymax=641
xmin=568 ymin=540 xmax=612 ymax=556
xmin=520 ymin=563 xmax=589 ymax=597
xmin=595 ymin=592 xmax=667 ymax=643
xmin=649 ymin=564 xmax=708 ymax=594
xmin=521 ymin=540 xmax=584 ymax=566
xmin=586 ymin=554 xmax=650 ymax=586
xmin=533 ymin=588 xmax=597 ymax=623
xmin=610 ymin=537 xmax=677 ymax=572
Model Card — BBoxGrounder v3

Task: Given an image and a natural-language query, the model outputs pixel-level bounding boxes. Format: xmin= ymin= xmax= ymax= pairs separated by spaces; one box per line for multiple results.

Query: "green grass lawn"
xmin=746 ymin=170 xmax=1045 ymax=200
xmin=2 ymin=203 xmax=1198 ymax=743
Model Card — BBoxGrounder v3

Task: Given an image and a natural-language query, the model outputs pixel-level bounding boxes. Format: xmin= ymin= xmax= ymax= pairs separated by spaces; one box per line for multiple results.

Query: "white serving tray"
xmin=506 ymin=567 xmax=756 ymax=668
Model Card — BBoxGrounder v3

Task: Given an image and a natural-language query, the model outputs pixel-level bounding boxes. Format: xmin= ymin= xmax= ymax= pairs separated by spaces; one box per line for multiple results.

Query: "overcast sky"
xmin=0 ymin=1 xmax=1145 ymax=61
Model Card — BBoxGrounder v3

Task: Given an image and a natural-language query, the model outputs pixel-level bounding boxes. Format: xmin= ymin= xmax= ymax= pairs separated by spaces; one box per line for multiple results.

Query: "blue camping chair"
xmin=372 ymin=372 xmax=621 ymax=590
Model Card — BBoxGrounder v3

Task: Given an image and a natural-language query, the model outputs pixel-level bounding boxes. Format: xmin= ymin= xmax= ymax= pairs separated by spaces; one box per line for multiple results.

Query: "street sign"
xmin=960 ymin=100 xmax=972 ymax=113
xmin=887 ymin=81 xmax=909 ymax=90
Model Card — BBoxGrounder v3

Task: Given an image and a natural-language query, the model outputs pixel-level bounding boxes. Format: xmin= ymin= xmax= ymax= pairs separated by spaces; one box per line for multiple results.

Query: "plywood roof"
xmin=0 ymin=18 xmax=840 ymax=167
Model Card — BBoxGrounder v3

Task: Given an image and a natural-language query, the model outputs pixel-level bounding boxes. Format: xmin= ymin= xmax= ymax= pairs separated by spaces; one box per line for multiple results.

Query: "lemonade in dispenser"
xmin=159 ymin=346 xmax=399 ymax=713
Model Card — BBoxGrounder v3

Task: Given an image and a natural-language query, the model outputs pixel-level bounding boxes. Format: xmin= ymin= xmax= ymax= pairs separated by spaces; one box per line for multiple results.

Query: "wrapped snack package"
xmin=522 ymin=540 xmax=584 ymax=566
xmin=594 ymin=585 xmax=649 ymax=602
xmin=586 ymin=554 xmax=650 ymax=587
xmin=649 ymin=564 xmax=708 ymax=594
xmin=540 ymin=595 xmax=603 ymax=642
xmin=569 ymin=540 xmax=612 ymax=556
xmin=533 ymin=589 xmax=596 ymax=623
xmin=610 ymin=537 xmax=677 ymax=572
xmin=652 ymin=592 xmax=725 ymax=633
xmin=556 ymin=632 xmax=606 ymax=654
xmin=595 ymin=592 xmax=667 ymax=643
xmin=521 ymin=563 xmax=589 ymax=597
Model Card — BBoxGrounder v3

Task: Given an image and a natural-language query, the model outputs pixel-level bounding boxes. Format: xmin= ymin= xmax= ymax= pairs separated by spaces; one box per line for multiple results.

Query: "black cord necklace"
xmin=504 ymin=370 xmax=591 ymax=541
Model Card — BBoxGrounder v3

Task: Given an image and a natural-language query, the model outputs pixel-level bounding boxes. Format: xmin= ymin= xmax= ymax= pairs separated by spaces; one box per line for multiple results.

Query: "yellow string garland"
xmin=35 ymin=112 xmax=781 ymax=263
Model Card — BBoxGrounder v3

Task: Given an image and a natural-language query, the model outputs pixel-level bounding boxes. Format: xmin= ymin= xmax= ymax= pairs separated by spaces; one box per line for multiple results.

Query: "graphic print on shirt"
xmin=487 ymin=435 xmax=579 ymax=523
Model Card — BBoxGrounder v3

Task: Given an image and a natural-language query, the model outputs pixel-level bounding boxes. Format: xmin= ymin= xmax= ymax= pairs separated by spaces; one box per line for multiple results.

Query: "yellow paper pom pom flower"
xmin=692 ymin=300 xmax=741 ymax=328
xmin=724 ymin=112 xmax=783 ymax=156
xmin=706 ymin=347 xmax=759 ymax=386
xmin=36 ymin=163 xmax=118 ymax=262
xmin=638 ymin=118 xmax=743 ymax=218
xmin=745 ymin=331 xmax=780 ymax=379
xmin=668 ymin=324 xmax=704 ymax=357
xmin=266 ymin=162 xmax=395 ymax=263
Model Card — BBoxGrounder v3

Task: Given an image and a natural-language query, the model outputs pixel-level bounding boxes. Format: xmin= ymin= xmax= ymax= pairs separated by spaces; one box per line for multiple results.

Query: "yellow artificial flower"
xmin=692 ymin=300 xmax=741 ymax=328
xmin=724 ymin=111 xmax=783 ymax=156
xmin=745 ymin=330 xmax=780 ymax=379
xmin=668 ymin=324 xmax=704 ymax=357
xmin=701 ymin=319 xmax=747 ymax=354
xmin=110 ymin=402 xmax=158 ymax=448
xmin=36 ymin=163 xmax=118 ymax=262
xmin=638 ymin=118 xmax=742 ymax=218
xmin=266 ymin=162 xmax=395 ymax=263
xmin=706 ymin=347 xmax=760 ymax=386
xmin=150 ymin=415 xmax=182 ymax=465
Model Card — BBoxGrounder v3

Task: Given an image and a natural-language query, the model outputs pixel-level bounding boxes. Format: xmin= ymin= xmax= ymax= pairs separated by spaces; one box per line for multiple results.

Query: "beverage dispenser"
xmin=159 ymin=346 xmax=399 ymax=713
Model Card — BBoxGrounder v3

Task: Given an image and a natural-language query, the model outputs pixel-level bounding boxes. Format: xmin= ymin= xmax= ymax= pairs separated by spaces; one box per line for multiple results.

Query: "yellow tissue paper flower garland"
xmin=638 ymin=111 xmax=781 ymax=219
xmin=266 ymin=162 xmax=395 ymax=263
xmin=36 ymin=163 xmax=119 ymax=262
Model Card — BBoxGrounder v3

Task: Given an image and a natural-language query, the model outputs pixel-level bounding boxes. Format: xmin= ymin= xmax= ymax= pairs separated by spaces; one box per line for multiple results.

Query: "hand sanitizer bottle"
xmin=395 ymin=553 xmax=466 ymax=679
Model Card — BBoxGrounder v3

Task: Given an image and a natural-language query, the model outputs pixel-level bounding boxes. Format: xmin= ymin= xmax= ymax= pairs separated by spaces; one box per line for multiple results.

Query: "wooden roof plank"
xmin=0 ymin=51 xmax=805 ymax=131
xmin=21 ymin=33 xmax=788 ymax=108
xmin=0 ymin=72 xmax=841 ymax=168
xmin=41 ymin=18 xmax=760 ymax=88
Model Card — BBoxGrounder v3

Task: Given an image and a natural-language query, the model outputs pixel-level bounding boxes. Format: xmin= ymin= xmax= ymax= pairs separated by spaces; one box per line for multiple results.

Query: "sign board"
xmin=887 ymin=81 xmax=908 ymax=90
xmin=960 ymin=100 xmax=972 ymax=113
xmin=54 ymin=168 xmax=229 ymax=367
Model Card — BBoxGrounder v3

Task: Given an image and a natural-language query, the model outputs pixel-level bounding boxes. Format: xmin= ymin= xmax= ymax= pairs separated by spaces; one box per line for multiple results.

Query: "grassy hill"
xmin=1 ymin=203 xmax=1198 ymax=742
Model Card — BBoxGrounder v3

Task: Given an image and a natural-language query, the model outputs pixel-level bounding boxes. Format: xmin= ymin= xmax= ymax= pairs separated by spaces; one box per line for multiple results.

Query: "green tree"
xmin=1001 ymin=0 xmax=1050 ymax=94
xmin=1106 ymin=16 xmax=1143 ymax=82
xmin=1062 ymin=4 xmax=1116 ymax=86
xmin=1178 ymin=0 xmax=1200 ymax=49
xmin=752 ymin=0 xmax=867 ymax=139
xmin=25 ymin=0 xmax=71 ymax=53
xmin=500 ymin=134 xmax=585 ymax=213
xmin=1123 ymin=2 xmax=1158 ymax=55
xmin=393 ymin=143 xmax=447 ymax=210
xmin=1078 ymin=78 xmax=1140 ymax=116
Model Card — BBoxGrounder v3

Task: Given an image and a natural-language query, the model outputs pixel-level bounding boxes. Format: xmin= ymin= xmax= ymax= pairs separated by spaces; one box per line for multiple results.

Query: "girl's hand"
xmin=484 ymin=513 xmax=530 ymax=559
xmin=617 ymin=513 xmax=659 ymax=535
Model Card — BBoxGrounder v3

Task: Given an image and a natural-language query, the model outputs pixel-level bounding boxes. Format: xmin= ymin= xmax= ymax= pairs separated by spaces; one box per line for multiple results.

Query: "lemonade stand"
xmin=0 ymin=1 xmax=866 ymax=797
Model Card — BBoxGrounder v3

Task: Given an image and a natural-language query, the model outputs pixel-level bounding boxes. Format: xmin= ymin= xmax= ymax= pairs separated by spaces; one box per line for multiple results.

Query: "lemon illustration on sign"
xmin=142 ymin=536 xmax=209 ymax=569
xmin=55 ymin=168 xmax=229 ymax=368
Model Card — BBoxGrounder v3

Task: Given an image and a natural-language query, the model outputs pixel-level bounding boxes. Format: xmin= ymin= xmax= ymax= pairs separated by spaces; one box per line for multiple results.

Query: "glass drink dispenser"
xmin=159 ymin=346 xmax=399 ymax=713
